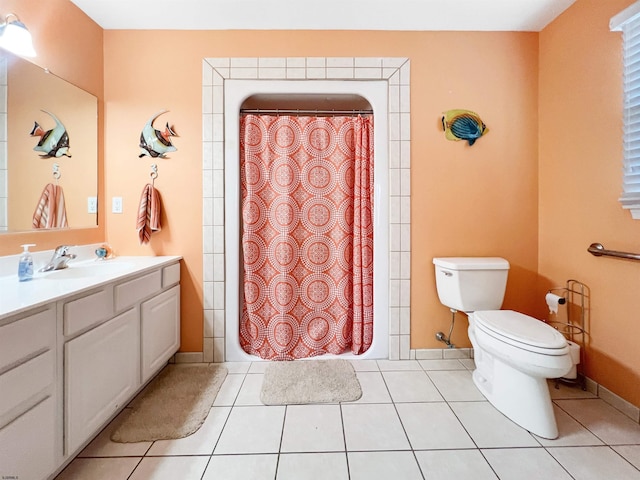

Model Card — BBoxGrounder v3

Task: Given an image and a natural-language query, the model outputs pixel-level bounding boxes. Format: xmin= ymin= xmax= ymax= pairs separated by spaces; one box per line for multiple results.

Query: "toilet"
xmin=432 ymin=257 xmax=572 ymax=439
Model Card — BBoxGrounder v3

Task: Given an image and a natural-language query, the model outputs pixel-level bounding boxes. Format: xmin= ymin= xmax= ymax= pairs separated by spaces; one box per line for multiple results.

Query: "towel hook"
xmin=52 ymin=163 xmax=61 ymax=183
xmin=150 ymin=163 xmax=158 ymax=186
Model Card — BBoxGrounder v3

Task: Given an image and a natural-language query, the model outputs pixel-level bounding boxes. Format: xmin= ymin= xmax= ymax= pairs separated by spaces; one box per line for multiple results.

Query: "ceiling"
xmin=70 ymin=0 xmax=576 ymax=32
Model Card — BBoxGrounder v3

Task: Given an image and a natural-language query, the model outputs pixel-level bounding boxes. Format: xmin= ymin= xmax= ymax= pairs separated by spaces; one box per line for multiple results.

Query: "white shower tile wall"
xmin=200 ymin=57 xmax=412 ymax=363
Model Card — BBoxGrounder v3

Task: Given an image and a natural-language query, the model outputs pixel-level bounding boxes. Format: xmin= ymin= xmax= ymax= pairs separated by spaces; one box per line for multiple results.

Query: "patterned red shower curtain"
xmin=239 ymin=114 xmax=374 ymax=360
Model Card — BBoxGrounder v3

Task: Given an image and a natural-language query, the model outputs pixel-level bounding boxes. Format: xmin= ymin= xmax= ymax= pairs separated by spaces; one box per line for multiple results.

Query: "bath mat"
xmin=260 ymin=359 xmax=362 ymax=405
xmin=111 ymin=363 xmax=227 ymax=443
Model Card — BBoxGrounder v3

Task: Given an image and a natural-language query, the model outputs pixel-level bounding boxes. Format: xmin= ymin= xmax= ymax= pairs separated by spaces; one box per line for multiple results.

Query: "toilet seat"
xmin=473 ymin=310 xmax=568 ymax=355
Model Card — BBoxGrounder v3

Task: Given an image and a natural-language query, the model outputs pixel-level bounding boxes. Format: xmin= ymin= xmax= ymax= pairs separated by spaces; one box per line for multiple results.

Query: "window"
xmin=612 ymin=2 xmax=640 ymax=219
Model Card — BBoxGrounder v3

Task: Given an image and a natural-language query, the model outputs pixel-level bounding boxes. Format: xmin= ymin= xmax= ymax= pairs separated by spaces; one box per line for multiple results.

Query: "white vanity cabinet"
xmin=141 ymin=285 xmax=180 ymax=383
xmin=0 ymin=306 xmax=57 ymax=480
xmin=0 ymin=255 xmax=181 ymax=480
xmin=61 ymin=260 xmax=181 ymax=459
xmin=64 ymin=308 xmax=139 ymax=454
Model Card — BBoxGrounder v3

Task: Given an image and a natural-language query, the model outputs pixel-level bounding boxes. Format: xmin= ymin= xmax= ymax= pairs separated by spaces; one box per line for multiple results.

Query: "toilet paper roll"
xmin=545 ymin=293 xmax=566 ymax=314
xmin=564 ymin=341 xmax=581 ymax=379
xmin=567 ymin=341 xmax=581 ymax=365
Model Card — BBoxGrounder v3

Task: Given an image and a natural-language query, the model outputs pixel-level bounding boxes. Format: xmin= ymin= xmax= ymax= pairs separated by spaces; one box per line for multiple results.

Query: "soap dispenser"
xmin=18 ymin=244 xmax=36 ymax=282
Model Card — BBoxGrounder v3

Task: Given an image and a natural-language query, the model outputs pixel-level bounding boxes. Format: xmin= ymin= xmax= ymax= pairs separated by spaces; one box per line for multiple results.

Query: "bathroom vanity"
xmin=0 ymin=252 xmax=181 ymax=480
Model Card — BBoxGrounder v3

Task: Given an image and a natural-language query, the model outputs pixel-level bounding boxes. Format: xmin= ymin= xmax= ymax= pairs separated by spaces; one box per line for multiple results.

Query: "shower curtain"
xmin=239 ymin=114 xmax=374 ymax=360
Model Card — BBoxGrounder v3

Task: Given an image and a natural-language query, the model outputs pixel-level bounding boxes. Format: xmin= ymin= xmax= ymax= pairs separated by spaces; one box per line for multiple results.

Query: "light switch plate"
xmin=112 ymin=197 xmax=123 ymax=214
xmin=87 ymin=197 xmax=97 ymax=214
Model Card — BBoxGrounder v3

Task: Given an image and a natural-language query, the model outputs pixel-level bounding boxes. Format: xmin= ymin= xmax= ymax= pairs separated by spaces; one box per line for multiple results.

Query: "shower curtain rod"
xmin=240 ymin=108 xmax=373 ymax=116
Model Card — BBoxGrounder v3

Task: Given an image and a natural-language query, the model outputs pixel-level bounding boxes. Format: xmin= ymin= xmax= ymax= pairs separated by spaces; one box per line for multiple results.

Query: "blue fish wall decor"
xmin=441 ymin=109 xmax=488 ymax=146
xmin=30 ymin=110 xmax=71 ymax=158
xmin=139 ymin=110 xmax=178 ymax=158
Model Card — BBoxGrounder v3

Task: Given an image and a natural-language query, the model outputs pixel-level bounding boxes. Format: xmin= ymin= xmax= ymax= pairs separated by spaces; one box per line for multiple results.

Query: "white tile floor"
xmin=55 ymin=359 xmax=640 ymax=480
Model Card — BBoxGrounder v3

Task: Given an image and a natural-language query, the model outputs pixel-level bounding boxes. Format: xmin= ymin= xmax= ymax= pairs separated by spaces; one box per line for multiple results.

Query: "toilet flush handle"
xmin=441 ymin=270 xmax=453 ymax=277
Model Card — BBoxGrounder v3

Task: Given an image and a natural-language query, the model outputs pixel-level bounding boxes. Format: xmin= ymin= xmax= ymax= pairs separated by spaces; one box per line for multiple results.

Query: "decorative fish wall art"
xmin=30 ymin=110 xmax=71 ymax=158
xmin=139 ymin=110 xmax=178 ymax=158
xmin=441 ymin=109 xmax=488 ymax=146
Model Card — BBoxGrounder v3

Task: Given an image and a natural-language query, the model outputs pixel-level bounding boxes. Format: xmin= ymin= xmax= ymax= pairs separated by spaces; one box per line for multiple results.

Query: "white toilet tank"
xmin=433 ymin=257 xmax=510 ymax=312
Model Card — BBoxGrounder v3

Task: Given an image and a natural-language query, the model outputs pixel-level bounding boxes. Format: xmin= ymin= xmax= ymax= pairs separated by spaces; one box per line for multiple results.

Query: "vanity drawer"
xmin=0 ymin=396 xmax=56 ymax=480
xmin=0 ymin=307 xmax=56 ymax=372
xmin=114 ymin=270 xmax=162 ymax=311
xmin=64 ymin=286 xmax=115 ymax=336
xmin=0 ymin=349 xmax=55 ymax=420
xmin=162 ymin=262 xmax=180 ymax=288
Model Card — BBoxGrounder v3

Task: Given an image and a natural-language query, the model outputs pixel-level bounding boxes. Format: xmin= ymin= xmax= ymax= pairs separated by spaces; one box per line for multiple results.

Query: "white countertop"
xmin=0 ymin=249 xmax=181 ymax=320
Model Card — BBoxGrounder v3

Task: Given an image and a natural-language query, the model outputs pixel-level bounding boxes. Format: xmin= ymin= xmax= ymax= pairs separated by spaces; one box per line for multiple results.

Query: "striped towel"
xmin=32 ymin=183 xmax=68 ymax=229
xmin=136 ymin=183 xmax=162 ymax=244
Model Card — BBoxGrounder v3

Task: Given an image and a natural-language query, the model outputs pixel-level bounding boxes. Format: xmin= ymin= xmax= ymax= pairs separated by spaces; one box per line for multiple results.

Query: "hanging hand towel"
xmin=136 ymin=183 xmax=162 ymax=244
xmin=32 ymin=183 xmax=68 ymax=229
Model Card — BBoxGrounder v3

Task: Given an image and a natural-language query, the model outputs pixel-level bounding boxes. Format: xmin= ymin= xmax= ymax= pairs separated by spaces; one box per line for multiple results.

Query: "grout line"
xmin=125 ymin=457 xmax=145 ymax=480
xmin=273 ymin=405 xmax=287 ymax=480
xmin=338 ymin=404 xmax=352 ymax=480
xmin=610 ymin=446 xmax=640 ymax=474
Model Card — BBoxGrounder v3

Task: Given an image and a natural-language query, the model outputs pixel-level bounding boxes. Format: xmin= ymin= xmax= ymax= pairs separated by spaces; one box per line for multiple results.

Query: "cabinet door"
xmin=141 ymin=285 xmax=180 ymax=383
xmin=65 ymin=308 xmax=139 ymax=455
xmin=0 ymin=397 xmax=56 ymax=480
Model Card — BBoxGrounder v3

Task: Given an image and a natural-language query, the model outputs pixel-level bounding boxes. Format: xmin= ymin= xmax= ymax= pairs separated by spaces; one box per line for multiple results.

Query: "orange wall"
xmin=0 ymin=0 xmax=104 ymax=255
xmin=540 ymin=0 xmax=640 ymax=406
xmin=4 ymin=0 xmax=638 ymax=409
xmin=103 ymin=30 xmax=539 ymax=353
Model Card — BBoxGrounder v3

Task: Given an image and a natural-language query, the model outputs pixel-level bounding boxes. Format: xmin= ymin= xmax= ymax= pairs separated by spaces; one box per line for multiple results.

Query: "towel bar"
xmin=587 ymin=243 xmax=640 ymax=261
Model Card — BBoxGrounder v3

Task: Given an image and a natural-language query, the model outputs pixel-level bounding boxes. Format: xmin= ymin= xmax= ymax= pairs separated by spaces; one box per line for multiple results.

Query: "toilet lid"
xmin=474 ymin=310 xmax=567 ymax=350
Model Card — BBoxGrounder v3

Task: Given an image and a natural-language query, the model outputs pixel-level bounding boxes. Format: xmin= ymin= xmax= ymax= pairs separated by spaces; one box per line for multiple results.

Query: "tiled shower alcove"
xmin=199 ymin=57 xmax=411 ymax=363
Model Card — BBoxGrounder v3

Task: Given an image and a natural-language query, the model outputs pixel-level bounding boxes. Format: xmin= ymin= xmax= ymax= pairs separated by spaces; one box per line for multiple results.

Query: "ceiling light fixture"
xmin=0 ymin=13 xmax=36 ymax=57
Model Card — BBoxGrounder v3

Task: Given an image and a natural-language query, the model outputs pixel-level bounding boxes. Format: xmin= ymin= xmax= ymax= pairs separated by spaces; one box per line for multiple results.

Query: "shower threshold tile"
xmin=220 ymin=361 xmax=251 ymax=374
xmin=349 ymin=359 xmax=380 ymax=371
xmin=248 ymin=361 xmax=270 ymax=373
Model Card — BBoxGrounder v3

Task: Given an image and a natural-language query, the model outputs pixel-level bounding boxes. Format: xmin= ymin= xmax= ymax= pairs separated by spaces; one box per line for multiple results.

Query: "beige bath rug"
xmin=260 ymin=359 xmax=362 ymax=405
xmin=111 ymin=363 xmax=227 ymax=443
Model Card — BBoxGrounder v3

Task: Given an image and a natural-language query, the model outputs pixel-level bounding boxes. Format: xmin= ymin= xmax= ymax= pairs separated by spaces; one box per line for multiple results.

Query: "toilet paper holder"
xmin=546 ymin=280 xmax=589 ymax=389
xmin=545 ymin=292 xmax=566 ymax=314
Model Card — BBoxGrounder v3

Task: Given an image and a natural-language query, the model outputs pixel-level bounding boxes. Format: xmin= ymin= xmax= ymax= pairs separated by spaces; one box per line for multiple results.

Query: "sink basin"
xmin=44 ymin=261 xmax=133 ymax=279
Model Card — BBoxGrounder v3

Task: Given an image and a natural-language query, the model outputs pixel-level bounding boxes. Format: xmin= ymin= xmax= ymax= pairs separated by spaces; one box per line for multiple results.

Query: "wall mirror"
xmin=0 ymin=50 xmax=98 ymax=232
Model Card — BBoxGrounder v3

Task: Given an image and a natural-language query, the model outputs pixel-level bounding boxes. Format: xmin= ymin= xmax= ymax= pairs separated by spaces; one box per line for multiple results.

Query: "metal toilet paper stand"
xmin=547 ymin=279 xmax=589 ymax=391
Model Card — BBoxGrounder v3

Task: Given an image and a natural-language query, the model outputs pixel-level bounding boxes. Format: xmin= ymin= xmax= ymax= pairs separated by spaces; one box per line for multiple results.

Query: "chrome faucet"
xmin=40 ymin=245 xmax=77 ymax=272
